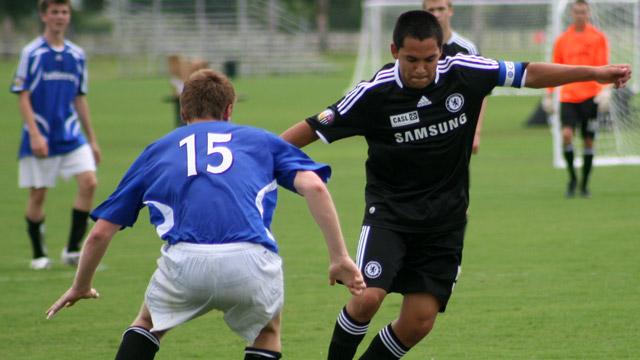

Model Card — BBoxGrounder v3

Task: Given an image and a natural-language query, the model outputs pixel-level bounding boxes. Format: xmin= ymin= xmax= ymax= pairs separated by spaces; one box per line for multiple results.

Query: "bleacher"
xmin=109 ymin=0 xmax=336 ymax=77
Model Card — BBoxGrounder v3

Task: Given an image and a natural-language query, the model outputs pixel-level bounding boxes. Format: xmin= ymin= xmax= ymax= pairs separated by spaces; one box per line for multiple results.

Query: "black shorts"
xmin=355 ymin=224 xmax=464 ymax=312
xmin=560 ymin=98 xmax=598 ymax=139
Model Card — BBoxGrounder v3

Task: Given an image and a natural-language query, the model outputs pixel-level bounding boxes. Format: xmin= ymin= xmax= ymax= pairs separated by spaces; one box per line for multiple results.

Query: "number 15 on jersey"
xmin=179 ymin=133 xmax=234 ymax=176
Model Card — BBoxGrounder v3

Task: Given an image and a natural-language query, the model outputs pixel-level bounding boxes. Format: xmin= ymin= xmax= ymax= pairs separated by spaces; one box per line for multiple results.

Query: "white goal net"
xmin=354 ymin=0 xmax=640 ymax=167
xmin=549 ymin=0 xmax=640 ymax=167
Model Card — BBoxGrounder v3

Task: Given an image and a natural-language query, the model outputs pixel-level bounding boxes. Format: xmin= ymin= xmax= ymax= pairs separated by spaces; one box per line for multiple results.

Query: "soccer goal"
xmin=353 ymin=0 xmax=640 ymax=167
xmin=548 ymin=0 xmax=640 ymax=167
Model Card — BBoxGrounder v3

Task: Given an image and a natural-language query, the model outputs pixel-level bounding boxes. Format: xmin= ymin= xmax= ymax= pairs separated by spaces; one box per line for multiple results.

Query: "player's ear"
xmin=223 ymin=103 xmax=234 ymax=121
xmin=391 ymin=43 xmax=399 ymax=59
xmin=180 ymin=109 xmax=188 ymax=124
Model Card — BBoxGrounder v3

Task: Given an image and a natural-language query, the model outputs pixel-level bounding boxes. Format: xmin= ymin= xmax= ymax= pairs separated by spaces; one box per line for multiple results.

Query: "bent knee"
xmin=413 ymin=317 xmax=435 ymax=337
xmin=397 ymin=317 xmax=436 ymax=346
xmin=29 ymin=189 xmax=47 ymax=205
xmin=348 ymin=291 xmax=386 ymax=320
xmin=78 ymin=174 xmax=98 ymax=193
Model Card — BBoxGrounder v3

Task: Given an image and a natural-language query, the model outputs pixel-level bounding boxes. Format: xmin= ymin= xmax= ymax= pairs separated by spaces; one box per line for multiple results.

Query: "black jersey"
xmin=442 ymin=31 xmax=480 ymax=58
xmin=306 ymin=54 xmax=527 ymax=232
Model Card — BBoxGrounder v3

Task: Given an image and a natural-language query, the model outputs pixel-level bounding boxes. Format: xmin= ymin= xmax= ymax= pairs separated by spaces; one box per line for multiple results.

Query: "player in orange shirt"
xmin=544 ymin=0 xmax=610 ymax=198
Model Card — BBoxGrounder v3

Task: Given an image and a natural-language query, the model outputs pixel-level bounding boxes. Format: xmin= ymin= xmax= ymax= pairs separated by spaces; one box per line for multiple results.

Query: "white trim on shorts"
xmin=145 ymin=242 xmax=284 ymax=342
xmin=18 ymin=144 xmax=96 ymax=188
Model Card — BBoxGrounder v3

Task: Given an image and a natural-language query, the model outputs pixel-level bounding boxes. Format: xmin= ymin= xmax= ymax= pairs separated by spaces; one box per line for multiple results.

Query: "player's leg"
xmin=115 ymin=303 xmax=164 ymax=360
xmin=359 ymin=293 xmax=441 ymax=359
xmin=60 ymin=145 xmax=97 ymax=264
xmin=20 ymin=155 xmax=58 ymax=269
xmin=560 ymin=103 xmax=578 ymax=197
xmin=64 ymin=170 xmax=97 ymax=256
xmin=26 ymin=187 xmax=49 ymax=267
xmin=245 ymin=313 xmax=282 ymax=359
xmin=579 ymin=99 xmax=598 ymax=197
xmin=327 ymin=287 xmax=387 ymax=359
xmin=328 ymin=225 xmax=403 ymax=360
xmin=580 ymin=136 xmax=594 ymax=196
xmin=359 ymin=227 xmax=464 ymax=359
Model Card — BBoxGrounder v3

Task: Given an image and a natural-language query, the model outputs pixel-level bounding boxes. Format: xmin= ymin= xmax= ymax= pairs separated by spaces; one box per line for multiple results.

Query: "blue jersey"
xmin=11 ymin=37 xmax=88 ymax=158
xmin=91 ymin=121 xmax=331 ymax=253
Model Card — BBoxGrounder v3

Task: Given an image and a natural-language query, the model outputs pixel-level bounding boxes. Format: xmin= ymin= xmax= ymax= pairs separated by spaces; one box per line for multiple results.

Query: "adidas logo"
xmin=417 ymin=96 xmax=432 ymax=108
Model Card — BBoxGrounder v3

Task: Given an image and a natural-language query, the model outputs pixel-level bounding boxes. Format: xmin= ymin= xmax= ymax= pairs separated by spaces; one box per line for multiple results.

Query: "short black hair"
xmin=393 ymin=10 xmax=443 ymax=49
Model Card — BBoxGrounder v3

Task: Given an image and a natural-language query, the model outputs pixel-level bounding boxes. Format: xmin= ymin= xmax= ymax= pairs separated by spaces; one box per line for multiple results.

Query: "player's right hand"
xmin=329 ymin=257 xmax=366 ymax=296
xmin=30 ymin=133 xmax=48 ymax=157
xmin=46 ymin=287 xmax=100 ymax=319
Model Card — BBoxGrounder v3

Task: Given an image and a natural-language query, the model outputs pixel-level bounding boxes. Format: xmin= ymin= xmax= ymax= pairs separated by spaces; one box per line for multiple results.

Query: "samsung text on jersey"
xmin=394 ymin=113 xmax=468 ymax=143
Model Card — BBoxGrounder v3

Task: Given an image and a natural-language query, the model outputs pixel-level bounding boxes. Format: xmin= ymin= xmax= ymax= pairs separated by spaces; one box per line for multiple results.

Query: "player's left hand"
xmin=46 ymin=287 xmax=100 ymax=319
xmin=472 ymin=133 xmax=481 ymax=154
xmin=596 ymin=64 xmax=632 ymax=89
xmin=329 ymin=257 xmax=366 ymax=296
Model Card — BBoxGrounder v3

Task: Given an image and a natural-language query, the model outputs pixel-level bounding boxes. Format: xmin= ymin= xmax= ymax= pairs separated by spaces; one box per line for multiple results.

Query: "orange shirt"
xmin=551 ymin=23 xmax=609 ymax=103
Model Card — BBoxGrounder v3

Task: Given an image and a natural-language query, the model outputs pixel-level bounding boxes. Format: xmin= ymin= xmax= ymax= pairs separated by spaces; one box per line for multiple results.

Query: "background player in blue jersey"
xmin=46 ymin=69 xmax=365 ymax=360
xmin=281 ymin=11 xmax=630 ymax=360
xmin=10 ymin=0 xmax=100 ymax=270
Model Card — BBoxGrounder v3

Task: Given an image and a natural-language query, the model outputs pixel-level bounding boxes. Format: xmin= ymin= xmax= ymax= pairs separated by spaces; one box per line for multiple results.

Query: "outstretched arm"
xmin=281 ymin=121 xmax=319 ymax=148
xmin=46 ymin=219 xmax=121 ymax=319
xmin=525 ymin=63 xmax=631 ymax=89
xmin=293 ymin=170 xmax=365 ymax=296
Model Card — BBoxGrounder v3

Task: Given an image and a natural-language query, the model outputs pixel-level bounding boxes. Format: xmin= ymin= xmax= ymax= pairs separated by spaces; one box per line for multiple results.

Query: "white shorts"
xmin=18 ymin=144 xmax=96 ymax=188
xmin=145 ymin=242 xmax=284 ymax=342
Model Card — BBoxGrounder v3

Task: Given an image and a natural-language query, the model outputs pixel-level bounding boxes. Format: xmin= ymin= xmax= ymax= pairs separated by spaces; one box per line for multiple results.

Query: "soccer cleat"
xmin=580 ymin=188 xmax=592 ymax=198
xmin=61 ymin=248 xmax=81 ymax=266
xmin=565 ymin=179 xmax=577 ymax=198
xmin=30 ymin=256 xmax=52 ymax=270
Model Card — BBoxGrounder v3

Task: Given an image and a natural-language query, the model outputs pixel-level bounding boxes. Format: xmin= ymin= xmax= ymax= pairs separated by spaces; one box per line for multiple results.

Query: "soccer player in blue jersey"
xmin=282 ymin=10 xmax=630 ymax=359
xmin=10 ymin=0 xmax=100 ymax=270
xmin=46 ymin=69 xmax=366 ymax=360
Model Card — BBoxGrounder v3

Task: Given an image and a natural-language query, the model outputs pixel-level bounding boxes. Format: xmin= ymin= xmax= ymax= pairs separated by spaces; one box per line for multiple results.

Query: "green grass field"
xmin=0 ymin=56 xmax=638 ymax=359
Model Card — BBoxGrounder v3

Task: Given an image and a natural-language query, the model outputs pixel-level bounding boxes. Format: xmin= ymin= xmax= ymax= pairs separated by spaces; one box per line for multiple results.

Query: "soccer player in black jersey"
xmin=423 ymin=0 xmax=486 ymax=154
xmin=282 ymin=10 xmax=630 ymax=360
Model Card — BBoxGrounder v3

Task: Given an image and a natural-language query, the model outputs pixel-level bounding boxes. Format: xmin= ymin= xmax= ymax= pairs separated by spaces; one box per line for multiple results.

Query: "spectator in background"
xmin=167 ymin=54 xmax=209 ymax=127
